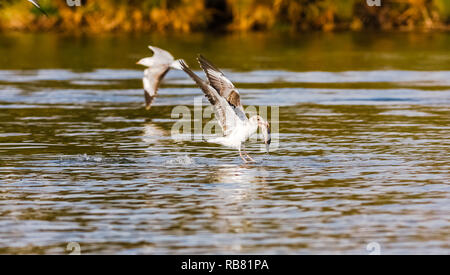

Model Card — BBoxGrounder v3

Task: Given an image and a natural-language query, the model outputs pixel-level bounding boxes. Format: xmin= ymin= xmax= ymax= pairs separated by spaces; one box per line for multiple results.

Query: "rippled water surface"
xmin=0 ymin=32 xmax=449 ymax=254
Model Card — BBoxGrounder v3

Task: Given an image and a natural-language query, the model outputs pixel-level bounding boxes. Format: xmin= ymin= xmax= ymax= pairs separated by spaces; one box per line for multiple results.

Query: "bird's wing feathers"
xmin=142 ymin=66 xmax=170 ymax=110
xmin=197 ymin=55 xmax=247 ymax=121
xmin=149 ymin=46 xmax=174 ymax=64
xmin=198 ymin=55 xmax=235 ymax=91
xmin=28 ymin=0 xmax=48 ymax=16
xmin=179 ymin=60 xmax=240 ymax=136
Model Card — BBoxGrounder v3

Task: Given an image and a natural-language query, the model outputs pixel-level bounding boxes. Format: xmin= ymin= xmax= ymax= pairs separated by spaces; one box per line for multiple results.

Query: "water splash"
xmin=165 ymin=155 xmax=196 ymax=166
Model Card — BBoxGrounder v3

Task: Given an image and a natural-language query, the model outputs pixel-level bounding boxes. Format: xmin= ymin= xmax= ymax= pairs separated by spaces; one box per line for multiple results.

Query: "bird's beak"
xmin=136 ymin=58 xmax=147 ymax=66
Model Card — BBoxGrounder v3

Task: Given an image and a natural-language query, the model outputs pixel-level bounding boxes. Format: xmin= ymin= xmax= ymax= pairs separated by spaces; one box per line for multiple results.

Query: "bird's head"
xmin=250 ymin=115 xmax=271 ymax=152
xmin=136 ymin=57 xmax=152 ymax=67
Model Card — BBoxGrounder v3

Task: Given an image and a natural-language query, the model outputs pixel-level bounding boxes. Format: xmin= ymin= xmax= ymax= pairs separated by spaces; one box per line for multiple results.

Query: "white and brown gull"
xmin=179 ymin=55 xmax=271 ymax=162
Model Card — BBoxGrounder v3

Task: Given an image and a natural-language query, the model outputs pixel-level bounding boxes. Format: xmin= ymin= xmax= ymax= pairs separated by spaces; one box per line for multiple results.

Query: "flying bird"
xmin=28 ymin=0 xmax=48 ymax=16
xmin=179 ymin=56 xmax=271 ymax=163
xmin=137 ymin=46 xmax=183 ymax=110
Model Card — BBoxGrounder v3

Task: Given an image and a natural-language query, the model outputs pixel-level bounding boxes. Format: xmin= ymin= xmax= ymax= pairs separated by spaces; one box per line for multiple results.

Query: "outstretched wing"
xmin=142 ymin=66 xmax=170 ymax=110
xmin=179 ymin=60 xmax=241 ymax=136
xmin=148 ymin=46 xmax=174 ymax=64
xmin=198 ymin=55 xmax=235 ymax=91
xmin=197 ymin=54 xmax=247 ymax=121
xmin=27 ymin=0 xmax=48 ymax=16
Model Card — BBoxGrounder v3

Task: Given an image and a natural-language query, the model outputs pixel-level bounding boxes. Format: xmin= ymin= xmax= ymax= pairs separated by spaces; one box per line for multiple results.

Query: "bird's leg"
xmin=245 ymin=152 xmax=255 ymax=162
xmin=242 ymin=144 xmax=255 ymax=162
xmin=239 ymin=146 xmax=248 ymax=163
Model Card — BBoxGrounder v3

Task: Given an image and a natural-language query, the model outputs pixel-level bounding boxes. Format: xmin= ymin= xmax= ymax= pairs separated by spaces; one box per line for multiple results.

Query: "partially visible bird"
xmin=28 ymin=0 xmax=48 ymax=16
xmin=137 ymin=46 xmax=183 ymax=110
xmin=179 ymin=57 xmax=271 ymax=163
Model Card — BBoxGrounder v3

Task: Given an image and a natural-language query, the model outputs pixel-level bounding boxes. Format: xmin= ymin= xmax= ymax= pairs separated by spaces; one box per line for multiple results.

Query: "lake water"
xmin=0 ymin=32 xmax=449 ymax=254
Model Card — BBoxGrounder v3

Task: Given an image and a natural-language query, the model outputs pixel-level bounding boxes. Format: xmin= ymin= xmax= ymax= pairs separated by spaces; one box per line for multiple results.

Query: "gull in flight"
xmin=28 ymin=0 xmax=48 ymax=16
xmin=179 ymin=56 xmax=271 ymax=163
xmin=137 ymin=46 xmax=183 ymax=110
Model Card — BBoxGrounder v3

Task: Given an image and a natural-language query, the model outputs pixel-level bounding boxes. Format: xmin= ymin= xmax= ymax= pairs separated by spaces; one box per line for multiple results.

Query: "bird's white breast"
xmin=209 ymin=121 xmax=257 ymax=149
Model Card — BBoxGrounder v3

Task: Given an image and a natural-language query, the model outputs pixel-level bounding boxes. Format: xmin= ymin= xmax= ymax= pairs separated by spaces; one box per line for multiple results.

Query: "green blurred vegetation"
xmin=0 ymin=0 xmax=448 ymax=32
